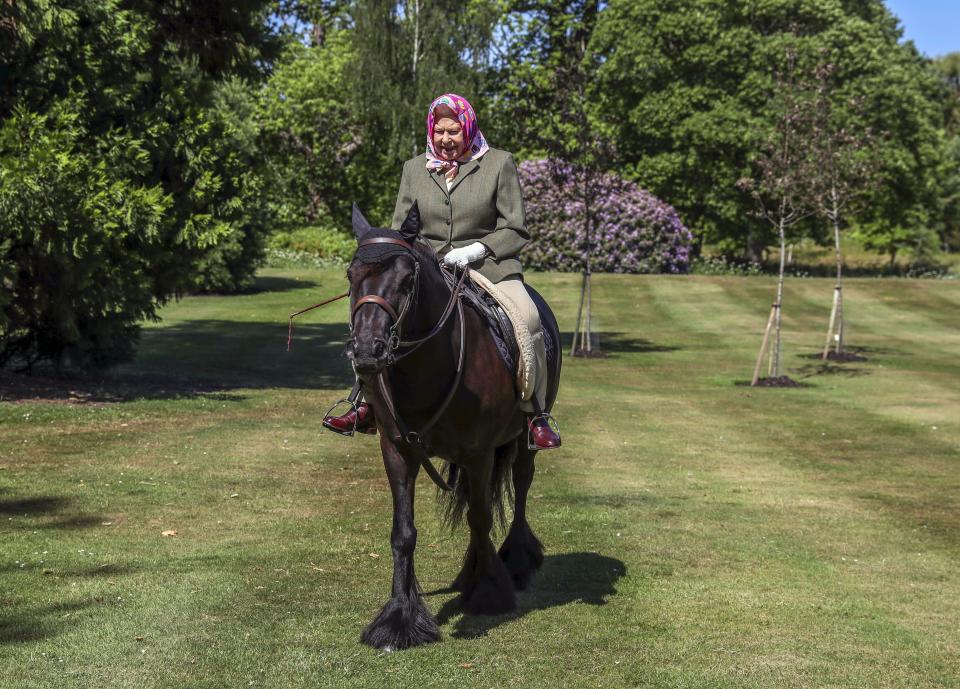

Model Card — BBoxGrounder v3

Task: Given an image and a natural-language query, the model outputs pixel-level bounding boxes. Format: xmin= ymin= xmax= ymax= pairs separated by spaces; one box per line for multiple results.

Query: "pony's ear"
xmin=352 ymin=203 xmax=372 ymax=240
xmin=399 ymin=201 xmax=421 ymax=242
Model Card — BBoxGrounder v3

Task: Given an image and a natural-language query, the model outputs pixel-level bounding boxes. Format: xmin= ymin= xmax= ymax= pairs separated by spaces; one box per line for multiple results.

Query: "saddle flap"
xmin=455 ymin=275 xmax=519 ymax=382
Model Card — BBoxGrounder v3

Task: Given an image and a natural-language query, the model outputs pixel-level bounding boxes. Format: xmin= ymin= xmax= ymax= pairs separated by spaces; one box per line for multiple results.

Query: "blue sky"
xmin=884 ymin=1 xmax=959 ymax=57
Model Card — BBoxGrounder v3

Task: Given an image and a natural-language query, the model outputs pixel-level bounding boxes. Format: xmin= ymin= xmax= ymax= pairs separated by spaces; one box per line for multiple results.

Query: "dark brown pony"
xmin=346 ymin=203 xmax=561 ymax=650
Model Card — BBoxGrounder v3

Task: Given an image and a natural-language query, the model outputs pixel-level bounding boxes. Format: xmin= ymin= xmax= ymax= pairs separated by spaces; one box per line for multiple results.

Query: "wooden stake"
xmin=821 ymin=285 xmax=839 ymax=360
xmin=583 ymin=273 xmax=593 ymax=353
xmin=570 ymin=272 xmax=586 ymax=357
xmin=752 ymin=304 xmax=777 ymax=386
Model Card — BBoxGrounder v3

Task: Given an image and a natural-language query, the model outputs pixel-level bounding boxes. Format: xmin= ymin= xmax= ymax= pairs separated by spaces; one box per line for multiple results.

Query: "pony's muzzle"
xmin=350 ymin=338 xmax=390 ymax=374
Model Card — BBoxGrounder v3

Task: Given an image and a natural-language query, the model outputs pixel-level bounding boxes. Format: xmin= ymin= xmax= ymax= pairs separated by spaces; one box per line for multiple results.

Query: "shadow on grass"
xmin=236 ymin=275 xmax=321 ymax=295
xmin=1 ymin=320 xmax=356 ymax=403
xmin=430 ymin=551 xmax=626 ymax=639
xmin=793 ymin=362 xmax=872 ymax=379
xmin=559 ymin=332 xmax=681 ymax=355
xmin=0 ymin=600 xmax=97 ymax=645
xmin=0 ymin=495 xmax=70 ymax=515
xmin=0 ymin=490 xmax=110 ymax=531
xmin=799 ymin=345 xmax=907 ymax=360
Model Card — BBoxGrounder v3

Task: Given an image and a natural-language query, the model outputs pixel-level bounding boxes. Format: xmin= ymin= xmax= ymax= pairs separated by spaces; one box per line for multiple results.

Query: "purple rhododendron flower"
xmin=518 ymin=159 xmax=692 ymax=274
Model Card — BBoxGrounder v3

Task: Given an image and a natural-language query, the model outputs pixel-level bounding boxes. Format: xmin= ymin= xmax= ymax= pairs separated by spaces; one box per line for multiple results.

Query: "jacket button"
xmin=444 ymin=198 xmax=449 ymax=205
xmin=445 ymin=218 xmax=451 ymax=225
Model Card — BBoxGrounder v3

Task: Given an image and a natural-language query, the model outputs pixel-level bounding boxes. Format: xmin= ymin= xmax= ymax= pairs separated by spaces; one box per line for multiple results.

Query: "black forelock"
xmin=352 ymin=228 xmax=437 ymax=266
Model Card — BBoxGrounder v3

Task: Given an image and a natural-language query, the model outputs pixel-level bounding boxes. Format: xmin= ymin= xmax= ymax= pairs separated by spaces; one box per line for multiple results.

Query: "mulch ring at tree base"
xmin=752 ymin=376 xmax=803 ymax=388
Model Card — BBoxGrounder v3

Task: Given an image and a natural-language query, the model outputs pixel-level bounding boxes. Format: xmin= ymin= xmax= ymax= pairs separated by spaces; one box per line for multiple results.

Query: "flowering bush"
xmin=518 ymin=160 xmax=692 ymax=273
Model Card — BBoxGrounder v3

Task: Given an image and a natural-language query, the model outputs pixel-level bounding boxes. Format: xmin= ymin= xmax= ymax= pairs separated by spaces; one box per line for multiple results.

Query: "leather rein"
xmin=350 ymin=237 xmax=469 ymax=492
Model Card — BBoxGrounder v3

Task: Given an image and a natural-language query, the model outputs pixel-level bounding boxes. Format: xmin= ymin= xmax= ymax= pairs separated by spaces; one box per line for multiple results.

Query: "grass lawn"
xmin=1 ymin=269 xmax=958 ymax=688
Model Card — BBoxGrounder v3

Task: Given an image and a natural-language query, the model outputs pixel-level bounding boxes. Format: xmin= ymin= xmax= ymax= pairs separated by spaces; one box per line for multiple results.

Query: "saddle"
xmin=442 ymin=270 xmax=520 ymax=390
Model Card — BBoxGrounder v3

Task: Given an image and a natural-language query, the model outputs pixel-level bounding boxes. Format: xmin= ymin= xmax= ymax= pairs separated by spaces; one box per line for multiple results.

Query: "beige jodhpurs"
xmin=485 ymin=277 xmax=548 ymax=413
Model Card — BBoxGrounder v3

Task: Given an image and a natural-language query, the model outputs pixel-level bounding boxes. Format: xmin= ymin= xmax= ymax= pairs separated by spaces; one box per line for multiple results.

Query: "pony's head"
xmin=346 ymin=202 xmax=425 ymax=375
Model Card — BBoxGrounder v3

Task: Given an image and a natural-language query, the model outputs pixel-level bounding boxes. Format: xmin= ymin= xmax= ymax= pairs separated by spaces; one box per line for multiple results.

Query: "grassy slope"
xmin=1 ymin=269 xmax=958 ymax=689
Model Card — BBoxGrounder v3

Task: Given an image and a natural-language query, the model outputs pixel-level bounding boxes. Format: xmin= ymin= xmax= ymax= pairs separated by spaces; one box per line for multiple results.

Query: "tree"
xmin=0 ymin=0 xmax=276 ymax=369
xmin=590 ymin=0 xmax=945 ymax=262
xmin=932 ymin=53 xmax=960 ymax=254
xmin=739 ymin=48 xmax=817 ymax=386
xmin=258 ymin=30 xmax=363 ymax=231
xmin=807 ymin=61 xmax=881 ymax=359
xmin=345 ymin=0 xmax=499 ymax=221
xmin=488 ymin=0 xmax=610 ymax=355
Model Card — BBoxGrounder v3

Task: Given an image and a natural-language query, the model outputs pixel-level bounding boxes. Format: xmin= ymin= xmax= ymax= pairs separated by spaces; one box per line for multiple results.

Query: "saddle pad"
xmin=469 ymin=270 xmax=537 ymax=401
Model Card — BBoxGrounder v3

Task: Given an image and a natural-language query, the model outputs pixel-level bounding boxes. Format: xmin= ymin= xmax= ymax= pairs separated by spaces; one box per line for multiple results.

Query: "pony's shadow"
xmin=428 ymin=551 xmax=626 ymax=639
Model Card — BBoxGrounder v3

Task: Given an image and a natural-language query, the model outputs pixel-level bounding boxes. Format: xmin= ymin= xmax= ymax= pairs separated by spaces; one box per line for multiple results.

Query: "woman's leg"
xmin=488 ymin=278 xmax=560 ymax=450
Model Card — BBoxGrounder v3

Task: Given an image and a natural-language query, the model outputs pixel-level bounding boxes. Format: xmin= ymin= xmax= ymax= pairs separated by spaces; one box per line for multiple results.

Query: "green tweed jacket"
xmin=390 ymin=148 xmax=529 ymax=284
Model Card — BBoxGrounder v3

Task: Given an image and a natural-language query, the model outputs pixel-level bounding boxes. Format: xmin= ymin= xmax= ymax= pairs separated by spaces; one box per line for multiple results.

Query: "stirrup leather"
xmin=527 ymin=412 xmax=561 ymax=451
xmin=322 ymin=398 xmax=360 ymax=437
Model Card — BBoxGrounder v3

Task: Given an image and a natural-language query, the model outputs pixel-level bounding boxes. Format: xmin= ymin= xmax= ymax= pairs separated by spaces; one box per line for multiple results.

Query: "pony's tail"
xmin=437 ymin=442 xmax=516 ymax=532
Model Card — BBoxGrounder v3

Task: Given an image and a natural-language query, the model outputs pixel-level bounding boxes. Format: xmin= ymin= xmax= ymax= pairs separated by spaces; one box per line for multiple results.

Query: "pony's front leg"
xmin=360 ymin=436 xmax=440 ymax=650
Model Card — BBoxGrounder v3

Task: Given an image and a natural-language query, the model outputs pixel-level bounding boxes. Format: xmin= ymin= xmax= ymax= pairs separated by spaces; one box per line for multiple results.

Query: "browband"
xmin=357 ymin=236 xmax=414 ymax=251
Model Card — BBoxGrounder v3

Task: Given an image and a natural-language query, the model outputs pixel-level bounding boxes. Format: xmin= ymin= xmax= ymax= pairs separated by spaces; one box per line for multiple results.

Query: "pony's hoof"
xmin=460 ymin=564 xmax=517 ymax=615
xmin=498 ymin=523 xmax=544 ymax=590
xmin=360 ymin=594 xmax=440 ymax=650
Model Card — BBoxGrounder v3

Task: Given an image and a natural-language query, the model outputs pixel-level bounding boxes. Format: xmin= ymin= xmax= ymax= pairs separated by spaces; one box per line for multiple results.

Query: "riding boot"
xmin=323 ymin=381 xmax=377 ymax=436
xmin=527 ymin=398 xmax=561 ymax=450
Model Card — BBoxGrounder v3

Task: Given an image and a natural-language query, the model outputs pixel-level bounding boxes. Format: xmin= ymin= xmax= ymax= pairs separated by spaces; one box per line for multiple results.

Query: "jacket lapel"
xmin=425 ymin=164 xmax=447 ymax=197
xmin=448 ymin=158 xmax=480 ymax=195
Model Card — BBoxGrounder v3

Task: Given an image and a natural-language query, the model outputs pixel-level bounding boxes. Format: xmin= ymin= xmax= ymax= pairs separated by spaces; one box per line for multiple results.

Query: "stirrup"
xmin=322 ymin=398 xmax=360 ymax=437
xmin=527 ymin=412 xmax=561 ymax=451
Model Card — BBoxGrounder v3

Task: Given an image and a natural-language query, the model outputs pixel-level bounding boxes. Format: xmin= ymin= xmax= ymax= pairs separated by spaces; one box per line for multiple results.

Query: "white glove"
xmin=443 ymin=242 xmax=488 ymax=268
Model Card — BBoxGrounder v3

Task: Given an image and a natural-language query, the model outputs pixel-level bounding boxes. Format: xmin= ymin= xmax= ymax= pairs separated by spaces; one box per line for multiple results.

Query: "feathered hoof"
xmin=460 ymin=561 xmax=517 ymax=615
xmin=498 ymin=522 xmax=545 ymax=591
xmin=360 ymin=594 xmax=440 ymax=651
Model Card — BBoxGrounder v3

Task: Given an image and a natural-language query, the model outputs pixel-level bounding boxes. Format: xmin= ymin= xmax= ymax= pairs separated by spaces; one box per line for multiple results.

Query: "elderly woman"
xmin=324 ymin=93 xmax=560 ymax=450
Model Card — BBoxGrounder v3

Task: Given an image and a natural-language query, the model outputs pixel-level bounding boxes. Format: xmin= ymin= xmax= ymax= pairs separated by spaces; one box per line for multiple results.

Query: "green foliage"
xmin=0 ymin=104 xmax=170 ymax=368
xmin=583 ymin=0 xmax=944 ymax=260
xmin=267 ymin=225 xmax=356 ymax=262
xmin=188 ymin=78 xmax=273 ymax=294
xmin=0 ymin=0 xmax=274 ymax=368
xmin=346 ymin=0 xmax=500 ymax=220
xmin=939 ymin=135 xmax=960 ymax=253
xmin=258 ymin=31 xmax=360 ymax=230
xmin=933 ymin=52 xmax=960 ymax=135
xmin=484 ymin=1 xmax=604 ymax=165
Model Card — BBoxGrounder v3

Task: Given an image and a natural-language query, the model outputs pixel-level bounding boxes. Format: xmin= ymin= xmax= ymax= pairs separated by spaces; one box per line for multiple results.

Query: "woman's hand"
xmin=442 ymin=242 xmax=488 ymax=268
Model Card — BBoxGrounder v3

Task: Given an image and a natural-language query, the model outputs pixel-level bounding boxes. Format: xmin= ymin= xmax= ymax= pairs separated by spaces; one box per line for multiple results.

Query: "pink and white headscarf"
xmin=425 ymin=93 xmax=489 ymax=180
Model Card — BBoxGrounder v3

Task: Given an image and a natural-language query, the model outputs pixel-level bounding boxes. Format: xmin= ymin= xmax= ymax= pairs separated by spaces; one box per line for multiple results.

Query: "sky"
xmin=884 ymin=1 xmax=959 ymax=58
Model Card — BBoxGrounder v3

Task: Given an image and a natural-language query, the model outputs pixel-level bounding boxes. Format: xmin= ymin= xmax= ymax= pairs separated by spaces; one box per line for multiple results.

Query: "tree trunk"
xmin=831 ymin=191 xmax=845 ymax=355
xmin=822 ymin=189 xmax=846 ymax=359
xmin=769 ymin=217 xmax=787 ymax=378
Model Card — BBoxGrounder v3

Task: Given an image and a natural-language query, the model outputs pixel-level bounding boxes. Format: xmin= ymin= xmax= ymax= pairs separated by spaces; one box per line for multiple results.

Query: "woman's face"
xmin=432 ymin=114 xmax=465 ymax=161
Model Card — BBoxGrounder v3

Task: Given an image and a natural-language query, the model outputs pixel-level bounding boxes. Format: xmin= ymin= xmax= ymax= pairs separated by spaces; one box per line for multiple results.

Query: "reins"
xmin=287 ymin=291 xmax=350 ymax=352
xmin=286 ymin=235 xmax=470 ymax=492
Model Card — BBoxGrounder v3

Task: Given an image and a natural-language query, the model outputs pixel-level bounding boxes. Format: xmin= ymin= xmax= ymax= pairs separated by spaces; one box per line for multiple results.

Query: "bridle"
xmin=350 ymin=236 xmax=470 ymax=491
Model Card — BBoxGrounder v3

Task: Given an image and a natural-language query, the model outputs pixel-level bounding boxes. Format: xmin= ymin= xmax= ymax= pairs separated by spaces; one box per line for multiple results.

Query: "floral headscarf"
xmin=425 ymin=93 xmax=489 ymax=176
